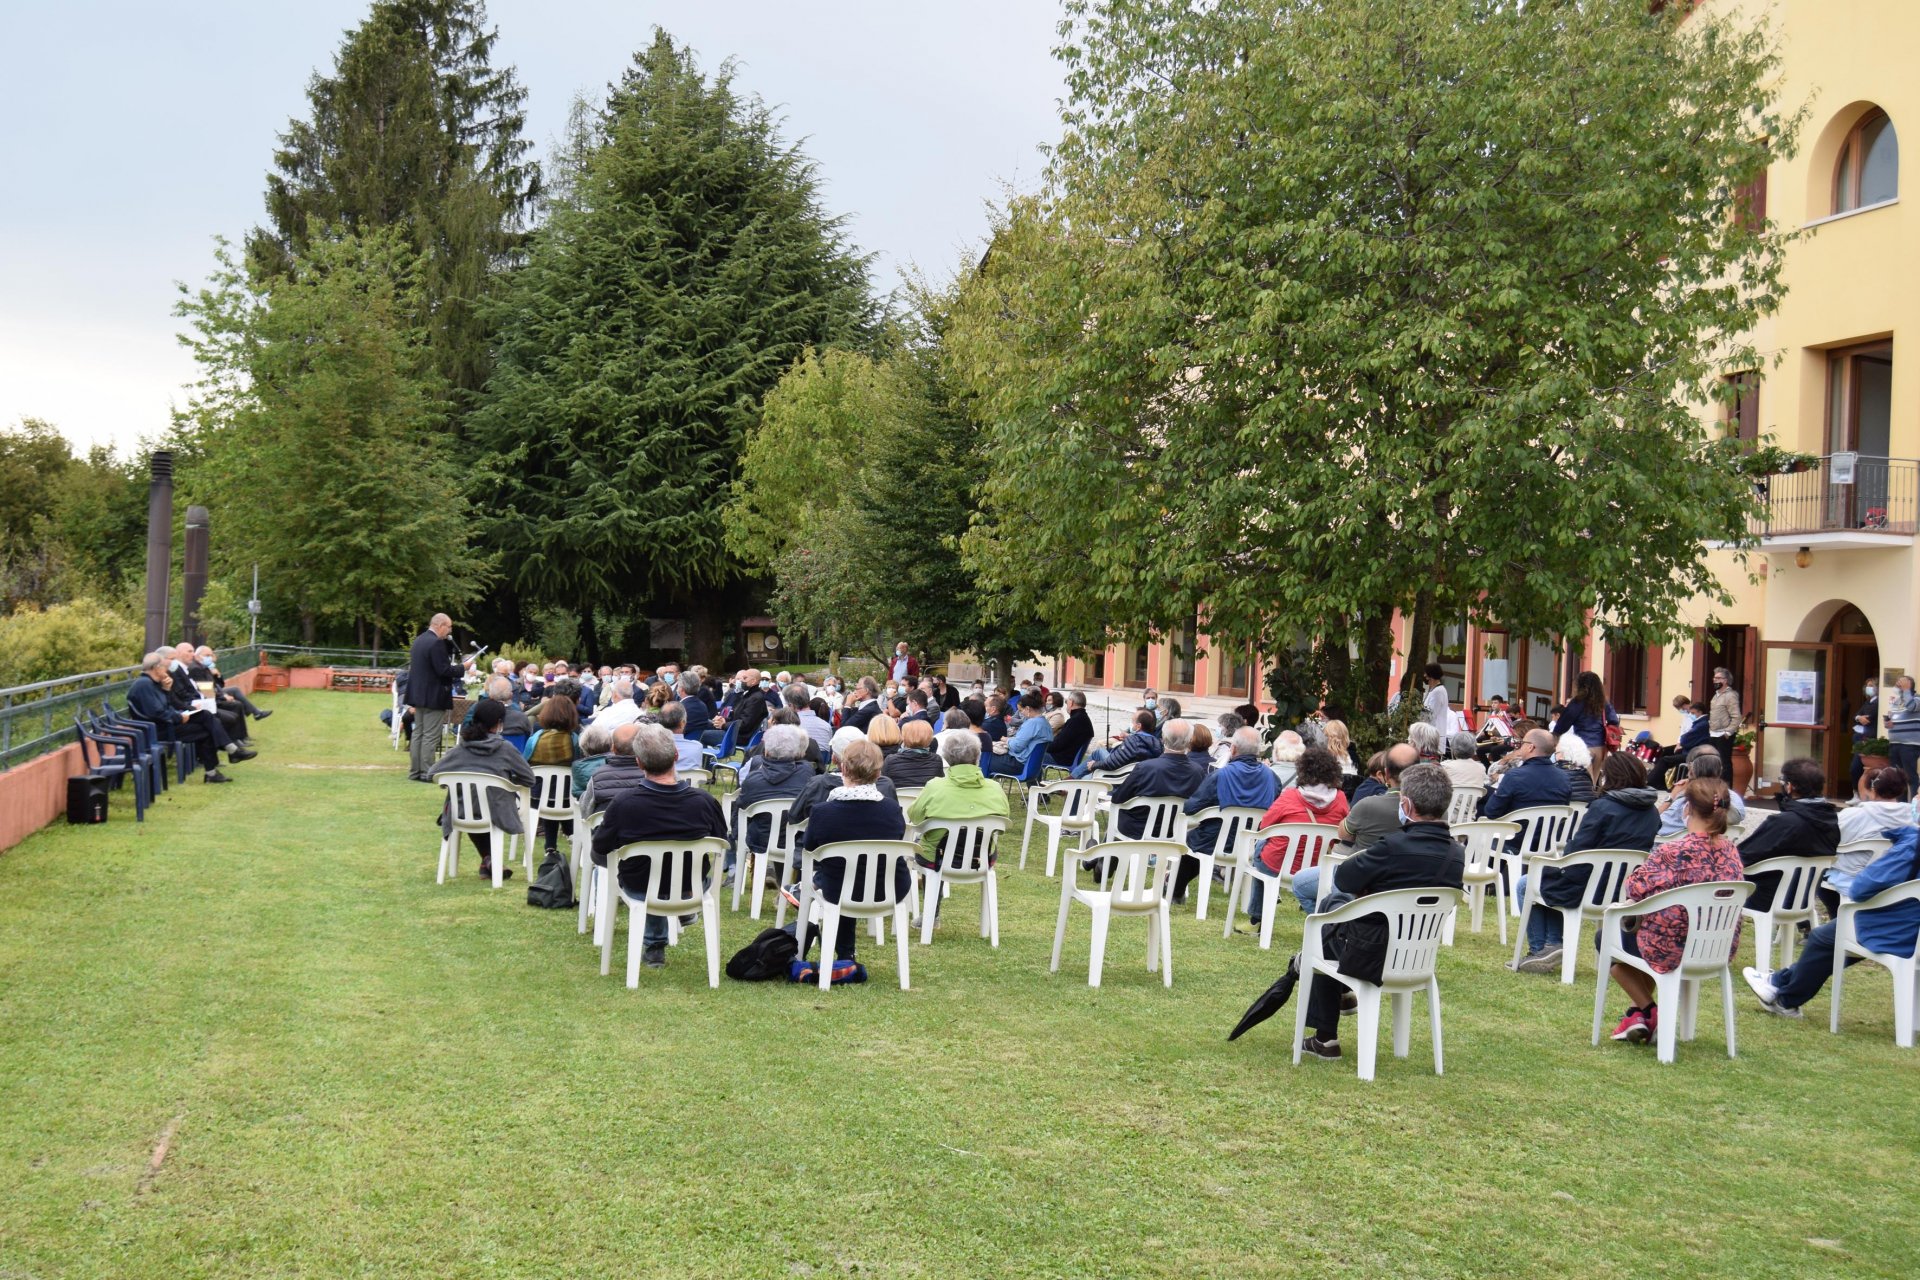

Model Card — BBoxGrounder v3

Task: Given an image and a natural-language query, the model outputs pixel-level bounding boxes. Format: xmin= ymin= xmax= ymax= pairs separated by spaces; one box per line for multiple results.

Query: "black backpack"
xmin=726 ymin=926 xmax=798 ymax=981
xmin=525 ymin=845 xmax=576 ymax=910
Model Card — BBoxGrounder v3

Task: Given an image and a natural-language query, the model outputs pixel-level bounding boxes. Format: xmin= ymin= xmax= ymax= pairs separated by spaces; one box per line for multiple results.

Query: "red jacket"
xmin=1256 ymin=787 xmax=1350 ymax=874
xmin=888 ymin=653 xmax=920 ymax=681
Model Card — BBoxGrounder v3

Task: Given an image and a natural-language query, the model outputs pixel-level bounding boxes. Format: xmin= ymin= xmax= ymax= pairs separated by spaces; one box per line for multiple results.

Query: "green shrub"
xmin=0 ymin=598 xmax=142 ymax=686
xmin=281 ymin=651 xmax=322 ymax=668
xmin=496 ymin=641 xmax=549 ymax=669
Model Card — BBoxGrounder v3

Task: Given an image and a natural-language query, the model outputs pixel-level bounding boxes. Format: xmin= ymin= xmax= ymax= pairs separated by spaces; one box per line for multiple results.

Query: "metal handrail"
xmin=1752 ymin=455 xmax=1918 ymax=537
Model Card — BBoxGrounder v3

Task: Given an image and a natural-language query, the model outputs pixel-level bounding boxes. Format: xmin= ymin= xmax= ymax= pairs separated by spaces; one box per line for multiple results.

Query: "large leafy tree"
xmin=247 ymin=0 xmax=538 ymax=406
xmin=176 ymin=232 xmax=490 ymax=646
xmin=469 ymin=30 xmax=874 ymax=665
xmin=946 ymin=0 xmax=1801 ymax=710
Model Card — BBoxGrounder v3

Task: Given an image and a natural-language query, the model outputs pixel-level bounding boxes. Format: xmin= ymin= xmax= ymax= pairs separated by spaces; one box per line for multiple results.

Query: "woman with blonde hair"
xmin=866 ymin=711 xmax=902 ymax=758
xmin=1322 ymin=719 xmax=1359 ymax=776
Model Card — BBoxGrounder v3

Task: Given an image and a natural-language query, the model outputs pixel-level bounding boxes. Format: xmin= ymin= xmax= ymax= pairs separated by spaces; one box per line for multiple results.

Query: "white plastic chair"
xmin=577 ymin=809 xmax=606 ymax=938
xmin=795 ymin=839 xmax=918 ymax=990
xmin=1226 ymin=822 xmax=1343 ymax=950
xmin=599 ymin=836 xmax=729 ymax=988
xmin=1831 ymin=876 xmax=1920 ymax=1048
xmin=679 ymin=767 xmax=712 ymax=790
xmin=1022 ymin=778 xmax=1110 ymax=875
xmin=1105 ymin=795 xmax=1188 ymax=846
xmin=893 ymin=786 xmax=926 ymax=830
xmin=1447 ymin=819 xmax=1522 ymax=946
xmin=528 ymin=764 xmax=576 ymax=859
xmin=390 ymin=682 xmax=404 ymax=751
xmin=1741 ymin=854 xmax=1836 ymax=974
xmin=434 ymin=771 xmax=513 ymax=888
xmin=1291 ymin=888 xmax=1463 ymax=1082
xmin=1183 ymin=805 xmax=1268 ymax=921
xmin=1050 ymin=839 xmax=1181 ymax=988
xmin=1495 ymin=805 xmax=1579 ymax=915
xmin=1445 ymin=785 xmax=1484 ymax=826
xmin=1590 ymin=880 xmax=1752 ymax=1064
xmin=731 ymin=798 xmax=799 ymax=922
xmin=1507 ymin=847 xmax=1649 ymax=980
xmin=917 ymin=816 xmax=1007 ymax=947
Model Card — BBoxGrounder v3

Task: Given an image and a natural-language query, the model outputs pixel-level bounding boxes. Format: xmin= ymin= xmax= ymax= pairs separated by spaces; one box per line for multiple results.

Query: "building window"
xmin=1734 ymin=165 xmax=1767 ymax=230
xmin=1125 ymin=644 xmax=1151 ymax=688
xmin=1430 ymin=620 xmax=1467 ymax=703
xmin=1605 ymin=643 xmax=1662 ymax=717
xmin=1833 ymin=109 xmax=1898 ymax=214
xmin=1087 ymin=650 xmax=1106 ymax=683
xmin=1725 ymin=371 xmax=1759 ymax=443
xmin=1170 ymin=618 xmax=1197 ymax=692
xmin=1827 ymin=342 xmax=1893 ymax=457
xmin=1226 ymin=648 xmax=1255 ymax=699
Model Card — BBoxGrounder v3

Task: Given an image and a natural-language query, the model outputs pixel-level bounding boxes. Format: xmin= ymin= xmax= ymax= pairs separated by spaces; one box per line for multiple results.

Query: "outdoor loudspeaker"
xmin=66 ymin=776 xmax=110 ymax=825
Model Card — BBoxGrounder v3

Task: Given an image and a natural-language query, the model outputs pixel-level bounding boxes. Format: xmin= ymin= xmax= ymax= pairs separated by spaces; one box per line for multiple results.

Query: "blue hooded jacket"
xmin=1848 ymin=824 xmax=1920 ymax=957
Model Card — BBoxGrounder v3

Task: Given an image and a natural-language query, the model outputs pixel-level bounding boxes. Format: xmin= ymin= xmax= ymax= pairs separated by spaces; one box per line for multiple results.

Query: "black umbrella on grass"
xmin=1228 ymin=954 xmax=1300 ymax=1040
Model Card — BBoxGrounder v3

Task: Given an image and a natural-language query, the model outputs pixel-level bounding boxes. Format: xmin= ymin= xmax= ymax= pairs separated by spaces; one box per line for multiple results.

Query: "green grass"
xmin=1 ymin=690 xmax=1915 ymax=1278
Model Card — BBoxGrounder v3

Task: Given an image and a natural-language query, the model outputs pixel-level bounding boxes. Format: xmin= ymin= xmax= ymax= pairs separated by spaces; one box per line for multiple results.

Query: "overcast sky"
xmin=0 ymin=1 xmax=1067 ymax=455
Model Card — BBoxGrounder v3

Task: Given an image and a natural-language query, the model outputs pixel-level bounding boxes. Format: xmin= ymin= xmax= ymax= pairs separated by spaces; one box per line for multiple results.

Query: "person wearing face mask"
xmin=1706 ymin=666 xmax=1741 ymax=777
xmin=1849 ymin=678 xmax=1880 ymax=794
xmin=1887 ymin=674 xmax=1920 ymax=795
xmin=889 ymin=642 xmax=918 ymax=684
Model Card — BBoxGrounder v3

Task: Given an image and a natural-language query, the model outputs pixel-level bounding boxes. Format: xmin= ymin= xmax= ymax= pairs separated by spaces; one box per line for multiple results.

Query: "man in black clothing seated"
xmin=1082 ymin=720 xmax=1209 ymax=884
xmin=191 ymin=644 xmax=272 ymax=725
xmin=1047 ymin=690 xmax=1096 ymax=771
xmin=126 ymin=650 xmax=255 ymax=782
xmin=1297 ymin=763 xmax=1465 ymax=1061
xmin=1737 ymin=756 xmax=1840 ymax=912
xmin=590 ymin=723 xmax=728 ymax=972
xmin=169 ymin=642 xmax=249 ymax=746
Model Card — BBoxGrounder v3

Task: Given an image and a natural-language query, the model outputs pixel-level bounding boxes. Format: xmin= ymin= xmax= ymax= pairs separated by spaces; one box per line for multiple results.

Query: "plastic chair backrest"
xmin=1837 ymin=837 xmax=1892 ymax=867
xmin=1446 ymin=786 xmax=1484 ymax=826
xmin=710 ymin=719 xmax=739 ymax=759
xmin=1088 ymin=839 xmax=1182 ymax=909
xmin=1506 ymin=805 xmax=1577 ymax=858
xmin=1742 ymin=854 xmax=1835 ymax=917
xmin=531 ymin=765 xmax=574 ymax=819
xmin=1552 ymin=848 xmax=1650 ymax=911
xmin=1015 ymin=744 xmax=1048 ymax=785
xmin=436 ymin=772 xmax=498 ymax=832
xmin=809 ymin=840 xmax=918 ymax=915
xmin=893 ymin=787 xmax=926 ymax=823
xmin=1196 ymin=805 xmax=1268 ymax=861
xmin=680 ymin=768 xmax=712 ymax=789
xmin=1114 ymin=795 xmax=1186 ymax=843
xmin=1451 ymin=820 xmax=1522 ymax=872
xmin=1375 ymin=889 xmax=1460 ymax=985
xmin=930 ymin=816 xmax=1008 ymax=878
xmin=1043 ymin=779 xmax=1110 ymax=824
xmin=607 ymin=836 xmax=729 ymax=912
xmin=738 ymin=798 xmax=796 ymax=855
xmin=1251 ymin=821 xmax=1341 ymax=877
xmin=1627 ymin=880 xmax=1751 ymax=977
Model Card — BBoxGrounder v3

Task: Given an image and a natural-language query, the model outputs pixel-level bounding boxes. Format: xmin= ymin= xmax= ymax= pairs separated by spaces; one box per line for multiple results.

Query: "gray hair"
xmin=1400 ymin=762 xmax=1453 ymax=820
xmin=1158 ymin=696 xmax=1183 ymax=721
xmin=142 ymin=649 xmax=168 ymax=672
xmin=678 ymin=672 xmax=701 ymax=698
xmin=1685 ymin=745 xmax=1724 ymax=777
xmin=1068 ymin=690 xmax=1086 ymax=710
xmin=632 ymin=723 xmax=677 ymax=775
xmin=1161 ymin=718 xmax=1194 ymax=752
xmin=1408 ymin=722 xmax=1442 ymax=757
xmin=1447 ymin=731 xmax=1478 ymax=760
xmin=857 ymin=676 xmax=878 ymax=698
xmin=940 ymin=731 xmax=981 ymax=766
xmin=658 ymin=701 xmax=687 ymax=733
xmin=763 ymin=724 xmax=808 ymax=762
xmin=783 ymin=682 xmax=810 ymax=710
xmin=1555 ymin=733 xmax=1592 ymax=770
xmin=579 ymin=723 xmax=613 ymax=756
xmin=485 ymin=675 xmax=513 ymax=701
xmin=608 ymin=676 xmax=635 ymax=703
xmin=1231 ymin=727 xmax=1262 ymax=759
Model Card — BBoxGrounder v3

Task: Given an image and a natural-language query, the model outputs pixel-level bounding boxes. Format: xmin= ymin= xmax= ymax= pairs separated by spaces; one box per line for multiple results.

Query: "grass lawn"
xmin=1 ymin=690 xmax=1915 ymax=1278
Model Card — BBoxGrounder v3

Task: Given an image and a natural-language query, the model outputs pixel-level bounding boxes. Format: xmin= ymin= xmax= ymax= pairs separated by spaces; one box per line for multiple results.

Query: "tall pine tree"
xmin=469 ymin=30 xmax=874 ymax=664
xmin=248 ymin=0 xmax=538 ymax=407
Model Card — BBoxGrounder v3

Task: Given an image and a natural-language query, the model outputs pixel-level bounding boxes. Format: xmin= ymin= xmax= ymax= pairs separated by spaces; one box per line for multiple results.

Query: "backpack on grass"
xmin=726 ymin=926 xmax=798 ymax=980
xmin=525 ymin=845 xmax=575 ymax=910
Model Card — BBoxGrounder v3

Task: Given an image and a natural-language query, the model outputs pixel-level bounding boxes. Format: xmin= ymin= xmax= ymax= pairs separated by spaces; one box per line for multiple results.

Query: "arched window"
xmin=1833 ymin=110 xmax=1898 ymax=214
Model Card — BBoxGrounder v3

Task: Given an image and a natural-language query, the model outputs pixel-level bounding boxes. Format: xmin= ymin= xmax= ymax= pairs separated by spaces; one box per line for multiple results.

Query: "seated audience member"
xmin=1483 ymin=729 xmax=1572 ymax=820
xmin=1601 ymin=777 xmax=1744 ymax=1044
xmin=1734 ymin=756 xmax=1840 ymax=912
xmin=1747 ymin=822 xmax=1920 ymax=1019
xmin=170 ymin=642 xmax=248 ymax=745
xmin=1514 ymin=752 xmax=1661 ymax=973
xmin=591 ymin=677 xmax=641 ymax=731
xmin=725 ymin=669 xmax=772 ymax=745
xmin=981 ymin=693 xmax=1011 ymax=742
xmin=522 ymin=694 xmax=582 ymax=855
xmin=642 ymin=680 xmax=674 ymax=715
xmin=1408 ymin=721 xmax=1444 ymax=764
xmin=1440 ymin=732 xmax=1489 ymax=792
xmin=1293 ymin=763 xmax=1465 ymax=1061
xmin=785 ymin=682 xmax=832 ymax=753
xmin=731 ymin=724 xmax=816 ymax=874
xmin=192 ymin=644 xmax=272 ymax=724
xmin=573 ymin=723 xmax=614 ymax=799
xmin=127 ymin=650 xmax=256 ymax=782
xmin=1554 ymin=733 xmax=1597 ymax=802
xmin=1649 ymin=702 xmax=1711 ymax=790
xmin=900 ymin=689 xmax=936 ymax=728
xmin=676 ymin=673 xmax=713 ymax=738
xmin=1048 ymin=691 xmax=1096 ymax=769
xmin=1073 ymin=708 xmax=1164 ymax=779
xmin=1211 ymin=713 xmax=1246 ymax=765
xmin=1269 ymin=730 xmax=1307 ymax=786
xmin=1652 ymin=747 xmax=1746 ymax=841
xmin=739 ymin=708 xmax=823 ymax=781
xmin=866 ymin=711 xmax=903 ymax=759
xmin=884 ymin=719 xmax=946 ymax=787
xmin=658 ymin=701 xmax=704 ymax=773
xmin=986 ymin=692 xmax=1054 ymax=778
xmin=795 ymin=739 xmax=909 ymax=971
xmin=1042 ymin=690 xmax=1068 ymax=732
xmin=936 ymin=706 xmax=993 ymax=763
xmin=843 ymin=677 xmax=883 ymax=733
xmin=1083 ymin=720 xmax=1208 ymax=882
xmin=1268 ymin=745 xmax=1371 ymax=917
xmin=1828 ymin=768 xmax=1918 ymax=914
xmin=1222 ymin=736 xmax=1332 ymax=926
xmin=589 ymin=723 xmax=727 ymax=971
xmin=791 ymin=726 xmax=898 ymax=828
xmin=581 ymin=723 xmax=647 ymax=816
xmin=429 ymin=699 xmax=535 ymax=882
xmin=908 ymin=731 xmax=1013 ymax=881
xmin=1156 ymin=695 xmax=1183 ymax=725
xmin=1347 ymin=748 xmax=1387 ymax=803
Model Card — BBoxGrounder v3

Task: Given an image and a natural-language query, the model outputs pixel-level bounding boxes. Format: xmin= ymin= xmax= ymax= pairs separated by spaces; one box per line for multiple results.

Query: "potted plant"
xmin=283 ymin=651 xmax=333 ymax=689
xmin=1855 ymin=735 xmax=1893 ymax=772
xmin=1730 ymin=723 xmax=1756 ymax=795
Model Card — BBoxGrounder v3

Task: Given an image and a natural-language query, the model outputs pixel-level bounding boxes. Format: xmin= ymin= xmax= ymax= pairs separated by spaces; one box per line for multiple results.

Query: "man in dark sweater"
xmin=591 ymin=723 xmax=727 ymax=970
xmin=1047 ymin=691 xmax=1096 ymax=769
xmin=1299 ymin=763 xmax=1465 ymax=1061
xmin=676 ymin=672 xmax=713 ymax=738
xmin=1737 ymin=757 xmax=1841 ymax=912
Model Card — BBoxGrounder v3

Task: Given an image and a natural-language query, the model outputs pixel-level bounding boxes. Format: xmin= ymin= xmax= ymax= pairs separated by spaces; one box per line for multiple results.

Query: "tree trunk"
xmin=1404 ymin=588 xmax=1435 ymax=701
xmin=685 ymin=597 xmax=727 ymax=671
xmin=300 ymin=610 xmax=316 ymax=646
xmin=1359 ymin=614 xmax=1395 ymax=716
xmin=990 ymin=649 xmax=1015 ymax=691
xmin=579 ymin=608 xmax=602 ymax=670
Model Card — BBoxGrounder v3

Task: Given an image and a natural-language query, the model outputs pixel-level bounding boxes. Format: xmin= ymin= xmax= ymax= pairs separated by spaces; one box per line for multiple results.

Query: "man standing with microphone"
xmin=408 ymin=613 xmax=459 ymax=781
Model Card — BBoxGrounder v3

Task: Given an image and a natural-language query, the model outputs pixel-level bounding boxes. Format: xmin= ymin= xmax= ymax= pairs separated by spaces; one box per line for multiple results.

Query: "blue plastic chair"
xmin=999 ymin=740 xmax=1050 ymax=808
xmin=711 ymin=724 xmax=761 ymax=791
xmin=99 ymin=701 xmax=173 ymax=793
xmin=79 ymin=714 xmax=161 ymax=806
xmin=73 ymin=723 xmax=148 ymax=821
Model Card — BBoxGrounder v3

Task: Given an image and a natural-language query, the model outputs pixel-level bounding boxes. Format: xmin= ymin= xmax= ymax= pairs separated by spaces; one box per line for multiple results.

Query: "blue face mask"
xmin=1396 ymin=800 xmax=1412 ymax=827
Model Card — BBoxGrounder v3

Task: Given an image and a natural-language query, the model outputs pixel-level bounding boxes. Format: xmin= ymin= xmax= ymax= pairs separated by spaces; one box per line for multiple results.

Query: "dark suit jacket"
xmin=126 ymin=674 xmax=179 ymax=727
xmin=731 ymin=688 xmax=770 ymax=742
xmin=407 ymin=629 xmax=458 ymax=710
xmin=1110 ymin=749 xmax=1210 ymax=839
xmin=845 ymin=700 xmax=881 ymax=733
xmin=1048 ymin=708 xmax=1095 ymax=765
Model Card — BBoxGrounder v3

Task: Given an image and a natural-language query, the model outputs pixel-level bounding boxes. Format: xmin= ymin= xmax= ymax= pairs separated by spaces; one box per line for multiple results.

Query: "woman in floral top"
xmin=1604 ymin=776 xmax=1745 ymax=1044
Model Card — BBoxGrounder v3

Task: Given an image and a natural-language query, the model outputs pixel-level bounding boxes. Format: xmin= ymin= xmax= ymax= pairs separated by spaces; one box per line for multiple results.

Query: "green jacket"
xmin=906 ymin=763 xmax=1011 ymax=862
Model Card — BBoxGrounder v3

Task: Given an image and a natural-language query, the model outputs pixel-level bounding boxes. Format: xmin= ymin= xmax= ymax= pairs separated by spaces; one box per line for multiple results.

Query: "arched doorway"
xmin=1761 ymin=602 xmax=1879 ymax=797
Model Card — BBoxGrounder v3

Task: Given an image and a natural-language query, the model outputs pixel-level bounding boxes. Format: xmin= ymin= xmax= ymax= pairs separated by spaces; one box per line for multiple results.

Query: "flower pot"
xmin=1731 ymin=744 xmax=1754 ymax=796
xmin=288 ymin=666 xmax=334 ymax=690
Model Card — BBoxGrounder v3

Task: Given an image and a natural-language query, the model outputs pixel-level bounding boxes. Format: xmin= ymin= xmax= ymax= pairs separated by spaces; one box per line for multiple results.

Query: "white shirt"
xmin=591 ymin=698 xmax=642 ymax=731
xmin=1424 ymin=682 xmax=1451 ymax=730
xmin=891 ymin=655 xmax=911 ymax=679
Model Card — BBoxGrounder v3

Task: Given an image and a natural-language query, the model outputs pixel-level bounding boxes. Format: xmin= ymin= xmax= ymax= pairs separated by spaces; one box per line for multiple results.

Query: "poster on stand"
xmin=1775 ymin=669 xmax=1819 ymax=725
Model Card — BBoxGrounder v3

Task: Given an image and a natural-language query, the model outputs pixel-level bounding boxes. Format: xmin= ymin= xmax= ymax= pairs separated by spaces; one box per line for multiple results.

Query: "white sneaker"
xmin=1743 ymin=966 xmax=1803 ymax=1018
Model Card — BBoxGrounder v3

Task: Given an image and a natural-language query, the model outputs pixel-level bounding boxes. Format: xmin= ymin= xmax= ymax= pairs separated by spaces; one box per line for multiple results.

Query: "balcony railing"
xmin=1752 ymin=454 xmax=1918 ymax=538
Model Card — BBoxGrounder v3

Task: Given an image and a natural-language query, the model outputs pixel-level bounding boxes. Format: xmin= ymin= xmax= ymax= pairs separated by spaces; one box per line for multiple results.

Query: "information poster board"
xmin=1775 ymin=669 xmax=1819 ymax=725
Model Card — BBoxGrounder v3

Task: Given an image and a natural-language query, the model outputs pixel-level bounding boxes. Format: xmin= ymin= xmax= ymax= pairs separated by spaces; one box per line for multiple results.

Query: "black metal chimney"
xmin=143 ymin=451 xmax=174 ymax=653
xmin=182 ymin=505 xmax=209 ymax=645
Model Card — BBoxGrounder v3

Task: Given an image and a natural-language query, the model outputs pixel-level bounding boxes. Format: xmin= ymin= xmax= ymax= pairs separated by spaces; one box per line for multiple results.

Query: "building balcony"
xmin=1750 ymin=454 xmax=1917 ymax=550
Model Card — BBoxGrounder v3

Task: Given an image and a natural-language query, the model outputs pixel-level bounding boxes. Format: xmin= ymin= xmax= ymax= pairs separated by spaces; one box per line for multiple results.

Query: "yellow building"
xmin=1065 ymin=1 xmax=1913 ymax=795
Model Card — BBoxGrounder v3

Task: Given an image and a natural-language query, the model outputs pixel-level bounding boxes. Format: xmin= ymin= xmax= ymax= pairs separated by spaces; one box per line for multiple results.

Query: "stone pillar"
xmin=142 ymin=451 xmax=174 ymax=653
xmin=182 ymin=505 xmax=210 ymax=645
